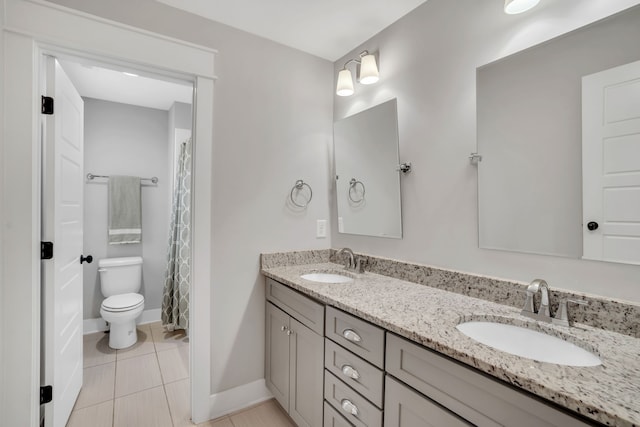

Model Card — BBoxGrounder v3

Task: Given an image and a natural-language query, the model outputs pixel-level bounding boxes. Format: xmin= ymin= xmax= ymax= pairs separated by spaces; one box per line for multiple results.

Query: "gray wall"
xmin=333 ymin=0 xmax=640 ymax=302
xmin=83 ymin=98 xmax=171 ymax=319
xmin=48 ymin=0 xmax=334 ymax=395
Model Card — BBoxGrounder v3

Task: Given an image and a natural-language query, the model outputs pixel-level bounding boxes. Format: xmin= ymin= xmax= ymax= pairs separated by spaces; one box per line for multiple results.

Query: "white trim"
xmin=1 ymin=30 xmax=43 ymax=427
xmin=4 ymin=0 xmax=217 ymax=78
xmin=190 ymin=75 xmax=214 ymax=424
xmin=209 ymin=379 xmax=273 ymax=420
xmin=83 ymin=317 xmax=109 ymax=335
xmin=82 ymin=308 xmax=162 ymax=335
xmin=138 ymin=308 xmax=162 ymax=325
xmin=1 ymin=1 xmax=215 ymax=425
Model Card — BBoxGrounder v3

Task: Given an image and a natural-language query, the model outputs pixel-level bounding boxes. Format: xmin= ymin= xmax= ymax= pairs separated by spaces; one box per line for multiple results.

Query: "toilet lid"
xmin=102 ymin=293 xmax=144 ymax=312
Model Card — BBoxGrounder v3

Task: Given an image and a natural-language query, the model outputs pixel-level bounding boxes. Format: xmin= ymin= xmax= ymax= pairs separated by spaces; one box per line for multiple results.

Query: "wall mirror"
xmin=477 ymin=5 xmax=640 ymax=265
xmin=334 ymin=98 xmax=402 ymax=238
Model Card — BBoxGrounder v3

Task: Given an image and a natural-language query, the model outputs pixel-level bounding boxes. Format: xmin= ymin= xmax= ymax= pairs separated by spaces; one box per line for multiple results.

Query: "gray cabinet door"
xmin=289 ymin=318 xmax=324 ymax=427
xmin=385 ymin=376 xmax=472 ymax=427
xmin=265 ymin=302 xmax=290 ymax=411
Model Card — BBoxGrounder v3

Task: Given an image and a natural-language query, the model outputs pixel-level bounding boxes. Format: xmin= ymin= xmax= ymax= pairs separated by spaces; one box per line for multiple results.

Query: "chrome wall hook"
xmin=469 ymin=153 xmax=482 ymax=165
xmin=397 ymin=162 xmax=412 ymax=173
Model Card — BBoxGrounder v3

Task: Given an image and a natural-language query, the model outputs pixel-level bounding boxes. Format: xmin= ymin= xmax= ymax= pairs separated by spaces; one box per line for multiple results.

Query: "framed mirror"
xmin=477 ymin=5 xmax=640 ymax=265
xmin=334 ymin=98 xmax=402 ymax=238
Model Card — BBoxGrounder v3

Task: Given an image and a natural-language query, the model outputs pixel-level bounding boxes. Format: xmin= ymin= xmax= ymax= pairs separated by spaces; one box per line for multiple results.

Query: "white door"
xmin=582 ymin=60 xmax=640 ymax=265
xmin=41 ymin=56 xmax=85 ymax=427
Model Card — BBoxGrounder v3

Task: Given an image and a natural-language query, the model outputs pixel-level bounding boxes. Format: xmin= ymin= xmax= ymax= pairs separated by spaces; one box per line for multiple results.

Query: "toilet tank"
xmin=98 ymin=256 xmax=143 ymax=297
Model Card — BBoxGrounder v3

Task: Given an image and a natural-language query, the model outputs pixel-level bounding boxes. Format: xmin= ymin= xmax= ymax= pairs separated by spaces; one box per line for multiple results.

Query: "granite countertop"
xmin=262 ymin=262 xmax=640 ymax=427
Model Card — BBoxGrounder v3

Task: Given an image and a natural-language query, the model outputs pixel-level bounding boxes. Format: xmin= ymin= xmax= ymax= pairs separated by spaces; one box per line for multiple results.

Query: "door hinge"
xmin=41 ymin=242 xmax=53 ymax=260
xmin=41 ymin=96 xmax=54 ymax=115
xmin=40 ymin=385 xmax=53 ymax=404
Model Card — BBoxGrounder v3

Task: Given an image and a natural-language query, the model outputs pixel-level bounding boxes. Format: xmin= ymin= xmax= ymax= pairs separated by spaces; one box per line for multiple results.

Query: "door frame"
xmin=1 ymin=0 xmax=216 ymax=425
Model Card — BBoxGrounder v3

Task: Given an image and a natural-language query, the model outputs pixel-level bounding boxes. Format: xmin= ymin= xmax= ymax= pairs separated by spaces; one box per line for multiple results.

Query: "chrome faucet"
xmin=521 ymin=279 xmax=552 ymax=322
xmin=521 ymin=279 xmax=588 ymax=327
xmin=336 ymin=248 xmax=366 ymax=273
xmin=336 ymin=248 xmax=355 ymax=269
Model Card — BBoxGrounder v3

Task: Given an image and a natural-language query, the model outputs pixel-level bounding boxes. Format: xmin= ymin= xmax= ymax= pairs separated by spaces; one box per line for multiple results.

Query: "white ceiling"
xmin=155 ymin=0 xmax=429 ymax=61
xmin=58 ymin=59 xmax=193 ymax=111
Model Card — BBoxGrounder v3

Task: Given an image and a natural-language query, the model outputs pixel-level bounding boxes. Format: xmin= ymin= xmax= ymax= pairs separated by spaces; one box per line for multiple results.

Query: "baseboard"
xmin=83 ymin=308 xmax=162 ymax=335
xmin=138 ymin=308 xmax=161 ymax=325
xmin=209 ymin=379 xmax=273 ymax=420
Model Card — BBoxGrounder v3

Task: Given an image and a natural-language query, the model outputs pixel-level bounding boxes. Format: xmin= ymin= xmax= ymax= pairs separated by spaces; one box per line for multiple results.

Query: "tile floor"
xmin=68 ymin=322 xmax=295 ymax=427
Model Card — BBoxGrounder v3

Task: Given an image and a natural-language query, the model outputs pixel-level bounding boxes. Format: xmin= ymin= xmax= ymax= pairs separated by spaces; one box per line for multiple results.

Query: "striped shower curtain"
xmin=161 ymin=138 xmax=191 ymax=332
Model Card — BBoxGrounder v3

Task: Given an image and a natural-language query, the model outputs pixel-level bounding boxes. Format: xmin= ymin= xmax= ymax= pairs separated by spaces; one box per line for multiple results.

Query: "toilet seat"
xmin=101 ymin=293 xmax=144 ymax=312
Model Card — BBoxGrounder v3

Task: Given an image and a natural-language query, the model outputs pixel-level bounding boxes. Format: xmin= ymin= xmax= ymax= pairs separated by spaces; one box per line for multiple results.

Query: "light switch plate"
xmin=316 ymin=219 xmax=327 ymax=238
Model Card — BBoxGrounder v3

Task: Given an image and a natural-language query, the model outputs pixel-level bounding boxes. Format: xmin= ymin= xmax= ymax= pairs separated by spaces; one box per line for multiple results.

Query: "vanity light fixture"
xmin=504 ymin=0 xmax=540 ymax=14
xmin=336 ymin=50 xmax=379 ymax=97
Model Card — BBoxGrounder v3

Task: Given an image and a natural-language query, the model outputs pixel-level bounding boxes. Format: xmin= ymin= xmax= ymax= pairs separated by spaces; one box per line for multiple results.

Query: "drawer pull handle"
xmin=341 ymin=399 xmax=359 ymax=416
xmin=342 ymin=329 xmax=362 ymax=343
xmin=341 ymin=364 xmax=360 ymax=380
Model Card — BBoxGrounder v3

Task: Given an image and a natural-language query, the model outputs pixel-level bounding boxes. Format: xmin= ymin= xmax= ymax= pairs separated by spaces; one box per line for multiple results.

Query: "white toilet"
xmin=98 ymin=256 xmax=145 ymax=349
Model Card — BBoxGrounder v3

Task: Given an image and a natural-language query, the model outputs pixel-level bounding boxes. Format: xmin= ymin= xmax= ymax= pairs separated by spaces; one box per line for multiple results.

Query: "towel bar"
xmin=86 ymin=173 xmax=158 ymax=184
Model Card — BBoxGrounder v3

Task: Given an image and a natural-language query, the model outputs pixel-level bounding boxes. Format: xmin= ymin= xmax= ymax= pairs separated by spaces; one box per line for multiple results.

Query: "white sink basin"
xmin=300 ymin=273 xmax=354 ymax=284
xmin=456 ymin=321 xmax=601 ymax=367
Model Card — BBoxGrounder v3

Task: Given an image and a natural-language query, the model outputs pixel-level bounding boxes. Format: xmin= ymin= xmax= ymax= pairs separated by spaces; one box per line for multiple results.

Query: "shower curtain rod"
xmin=86 ymin=173 xmax=159 ymax=184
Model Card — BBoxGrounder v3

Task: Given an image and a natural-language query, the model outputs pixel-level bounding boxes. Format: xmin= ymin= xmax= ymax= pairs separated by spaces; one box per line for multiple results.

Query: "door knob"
xmin=587 ymin=221 xmax=599 ymax=231
xmin=80 ymin=255 xmax=93 ymax=264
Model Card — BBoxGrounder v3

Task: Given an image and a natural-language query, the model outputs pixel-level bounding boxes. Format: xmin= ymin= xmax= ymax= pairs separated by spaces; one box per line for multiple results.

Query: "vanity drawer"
xmin=266 ymin=278 xmax=324 ymax=335
xmin=325 ymin=307 xmax=384 ymax=369
xmin=325 ymin=339 xmax=383 ymax=408
xmin=386 ymin=333 xmax=593 ymax=427
xmin=324 ymin=401 xmax=353 ymax=427
xmin=384 ymin=375 xmax=471 ymax=427
xmin=324 ymin=370 xmax=382 ymax=427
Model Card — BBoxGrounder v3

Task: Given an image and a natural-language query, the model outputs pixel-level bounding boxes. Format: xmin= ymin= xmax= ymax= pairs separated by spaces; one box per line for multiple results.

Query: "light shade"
xmin=336 ymin=69 xmax=354 ymax=96
xmin=504 ymin=0 xmax=540 ymax=14
xmin=359 ymin=54 xmax=379 ymax=85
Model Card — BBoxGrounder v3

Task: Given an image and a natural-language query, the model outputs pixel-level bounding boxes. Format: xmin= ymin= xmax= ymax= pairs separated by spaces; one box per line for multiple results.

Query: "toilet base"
xmin=108 ymin=321 xmax=138 ymax=349
xmin=100 ymin=302 xmax=144 ymax=350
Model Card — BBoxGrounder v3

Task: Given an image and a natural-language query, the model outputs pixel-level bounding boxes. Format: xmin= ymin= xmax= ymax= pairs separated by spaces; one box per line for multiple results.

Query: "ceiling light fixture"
xmin=336 ymin=50 xmax=379 ymax=97
xmin=504 ymin=0 xmax=540 ymax=14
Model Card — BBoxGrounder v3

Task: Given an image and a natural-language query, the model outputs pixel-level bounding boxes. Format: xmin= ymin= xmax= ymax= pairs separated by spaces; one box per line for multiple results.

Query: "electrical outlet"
xmin=316 ymin=220 xmax=327 ymax=238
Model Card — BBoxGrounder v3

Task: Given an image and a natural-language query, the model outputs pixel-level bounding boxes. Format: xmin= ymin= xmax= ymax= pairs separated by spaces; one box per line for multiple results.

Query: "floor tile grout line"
xmin=78 ymin=325 xmax=186 ymax=427
xmin=154 ymin=326 xmax=178 ymax=427
xmin=114 ymin=383 xmax=167 ymax=400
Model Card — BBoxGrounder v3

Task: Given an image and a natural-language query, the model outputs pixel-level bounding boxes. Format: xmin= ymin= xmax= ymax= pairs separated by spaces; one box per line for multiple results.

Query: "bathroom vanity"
xmin=262 ymin=250 xmax=640 ymax=427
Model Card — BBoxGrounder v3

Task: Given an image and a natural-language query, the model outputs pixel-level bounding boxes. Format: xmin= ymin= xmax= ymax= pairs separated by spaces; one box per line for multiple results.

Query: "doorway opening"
xmin=40 ymin=52 xmax=194 ymax=427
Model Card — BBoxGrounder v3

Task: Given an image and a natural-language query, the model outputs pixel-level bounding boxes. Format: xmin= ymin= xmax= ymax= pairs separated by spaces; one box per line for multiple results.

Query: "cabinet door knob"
xmin=286 ymin=329 xmax=293 ymax=336
xmin=341 ymin=364 xmax=360 ymax=380
xmin=341 ymin=399 xmax=359 ymax=416
xmin=281 ymin=326 xmax=287 ymax=332
xmin=342 ymin=329 xmax=362 ymax=343
xmin=587 ymin=221 xmax=599 ymax=231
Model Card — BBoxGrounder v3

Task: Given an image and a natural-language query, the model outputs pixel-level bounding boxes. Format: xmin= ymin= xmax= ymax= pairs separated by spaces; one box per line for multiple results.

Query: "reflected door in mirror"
xmin=582 ymin=60 xmax=640 ymax=265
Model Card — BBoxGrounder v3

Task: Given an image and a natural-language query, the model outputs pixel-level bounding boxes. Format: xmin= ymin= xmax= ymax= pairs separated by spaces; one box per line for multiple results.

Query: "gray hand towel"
xmin=108 ymin=175 xmax=142 ymax=244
